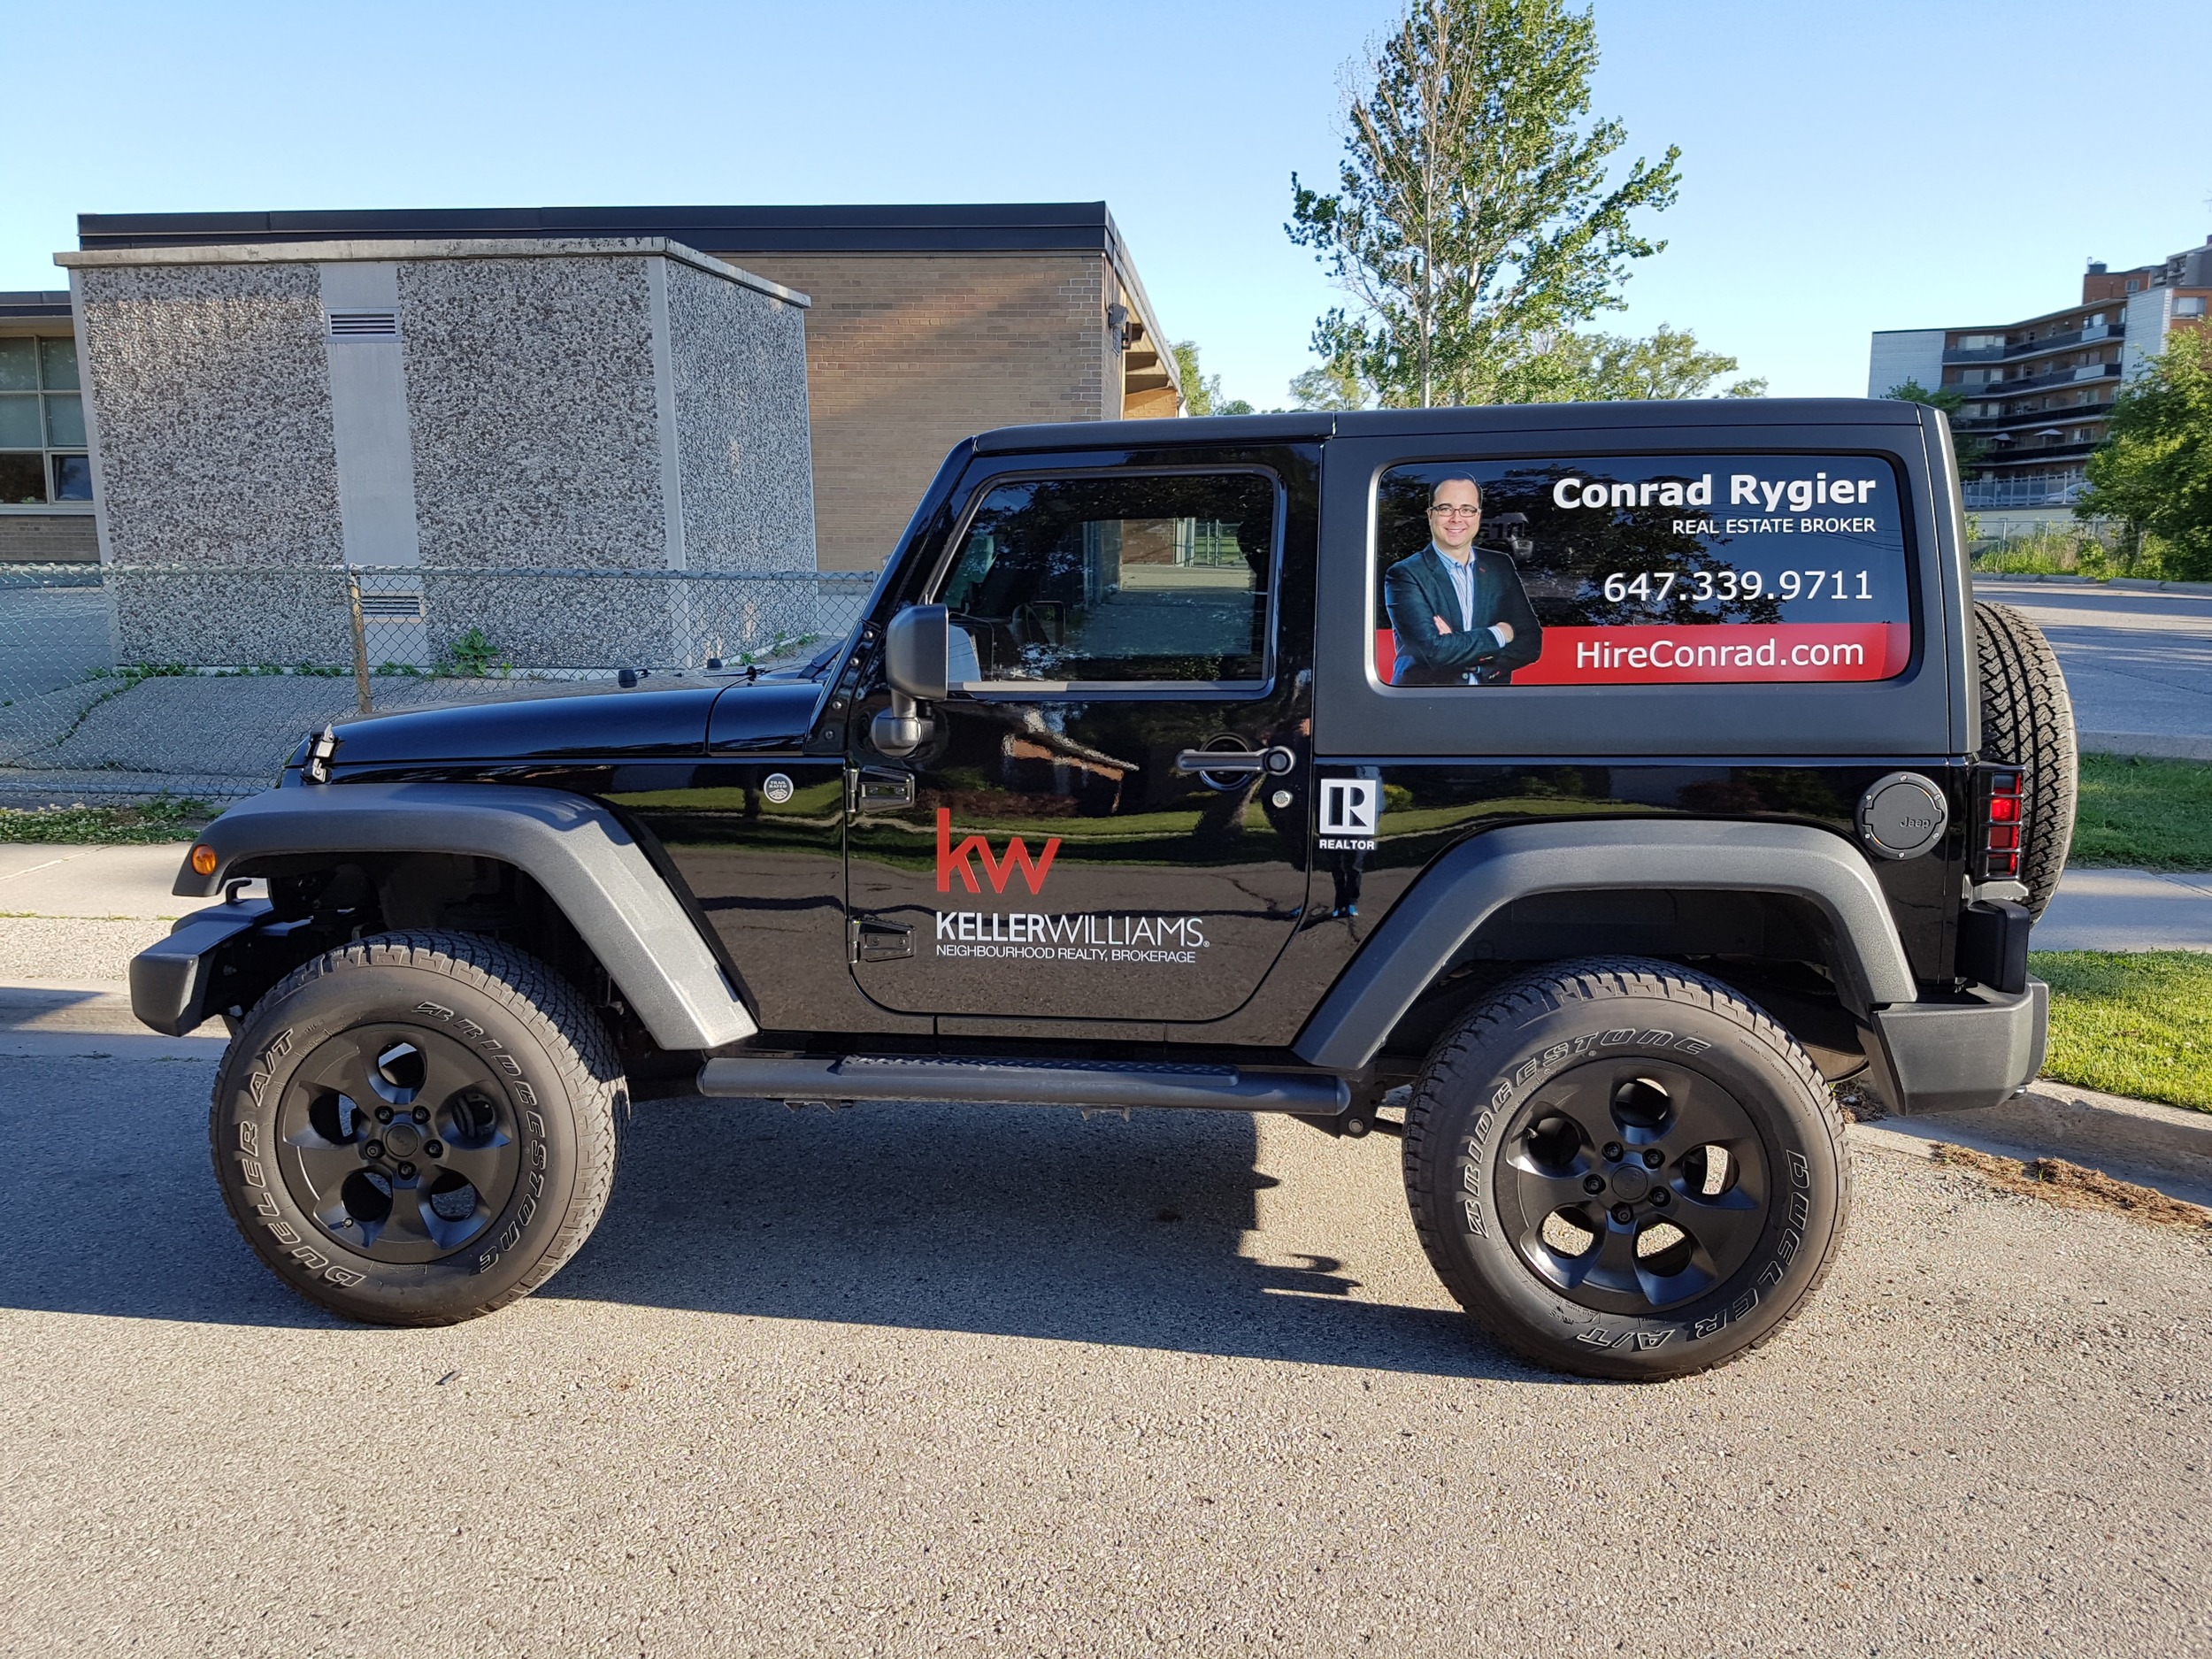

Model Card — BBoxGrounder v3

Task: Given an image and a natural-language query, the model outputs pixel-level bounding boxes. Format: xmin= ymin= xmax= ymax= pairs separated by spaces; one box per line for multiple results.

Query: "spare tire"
xmin=1974 ymin=599 xmax=2077 ymax=918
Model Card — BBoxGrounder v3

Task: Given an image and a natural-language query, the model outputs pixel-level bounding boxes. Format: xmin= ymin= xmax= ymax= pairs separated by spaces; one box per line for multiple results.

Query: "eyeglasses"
xmin=1428 ymin=503 xmax=1480 ymax=518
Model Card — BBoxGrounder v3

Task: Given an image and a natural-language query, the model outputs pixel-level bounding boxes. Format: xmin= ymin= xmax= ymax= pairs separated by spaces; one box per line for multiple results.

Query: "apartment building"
xmin=1868 ymin=235 xmax=2212 ymax=509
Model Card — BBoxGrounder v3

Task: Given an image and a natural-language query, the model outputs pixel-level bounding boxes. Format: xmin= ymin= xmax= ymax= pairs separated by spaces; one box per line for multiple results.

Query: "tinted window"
xmin=1372 ymin=456 xmax=1911 ymax=687
xmin=939 ymin=472 xmax=1276 ymax=685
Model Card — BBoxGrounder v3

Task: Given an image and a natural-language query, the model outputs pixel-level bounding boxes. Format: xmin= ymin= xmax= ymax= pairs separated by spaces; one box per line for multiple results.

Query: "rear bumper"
xmin=1867 ymin=979 xmax=2048 ymax=1115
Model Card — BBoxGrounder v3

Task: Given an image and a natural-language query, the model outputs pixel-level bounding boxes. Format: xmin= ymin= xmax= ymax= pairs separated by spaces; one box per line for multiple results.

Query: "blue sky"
xmin=9 ymin=0 xmax=2208 ymax=405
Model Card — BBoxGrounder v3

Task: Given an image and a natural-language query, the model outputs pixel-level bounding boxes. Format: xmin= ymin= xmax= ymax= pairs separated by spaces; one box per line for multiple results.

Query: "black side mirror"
xmin=884 ymin=603 xmax=949 ymax=701
xmin=872 ymin=603 xmax=948 ymax=757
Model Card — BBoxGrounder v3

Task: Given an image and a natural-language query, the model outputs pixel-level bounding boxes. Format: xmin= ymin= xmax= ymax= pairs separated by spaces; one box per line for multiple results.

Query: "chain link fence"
xmin=0 ymin=562 xmax=875 ymax=798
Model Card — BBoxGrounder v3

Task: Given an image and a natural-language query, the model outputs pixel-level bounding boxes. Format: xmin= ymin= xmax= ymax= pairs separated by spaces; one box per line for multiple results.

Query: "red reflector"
xmin=1988 ymin=796 xmax=2020 ymax=823
xmin=1986 ymin=852 xmax=2019 ymax=878
xmin=1987 ymin=826 xmax=2020 ymax=849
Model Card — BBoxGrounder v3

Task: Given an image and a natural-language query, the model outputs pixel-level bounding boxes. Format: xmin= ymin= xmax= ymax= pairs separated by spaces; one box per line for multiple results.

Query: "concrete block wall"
xmin=61 ymin=238 xmax=815 ymax=671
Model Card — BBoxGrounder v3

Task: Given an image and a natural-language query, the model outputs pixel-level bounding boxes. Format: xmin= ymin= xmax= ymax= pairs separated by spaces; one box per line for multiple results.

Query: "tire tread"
xmin=211 ymin=929 xmax=624 ymax=1326
xmin=1402 ymin=956 xmax=1850 ymax=1380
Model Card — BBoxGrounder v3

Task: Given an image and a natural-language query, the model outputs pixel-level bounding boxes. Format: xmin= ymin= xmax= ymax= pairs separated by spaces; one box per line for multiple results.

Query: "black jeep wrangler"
xmin=133 ymin=400 xmax=2072 ymax=1381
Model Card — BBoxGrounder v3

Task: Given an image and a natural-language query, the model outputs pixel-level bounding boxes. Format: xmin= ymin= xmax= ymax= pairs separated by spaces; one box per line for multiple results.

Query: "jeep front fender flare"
xmin=1292 ymin=819 xmax=1917 ymax=1073
xmin=173 ymin=781 xmax=757 ymax=1052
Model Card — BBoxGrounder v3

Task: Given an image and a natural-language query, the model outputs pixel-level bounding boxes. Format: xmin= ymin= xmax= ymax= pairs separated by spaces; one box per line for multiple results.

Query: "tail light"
xmin=1975 ymin=766 xmax=2024 ymax=881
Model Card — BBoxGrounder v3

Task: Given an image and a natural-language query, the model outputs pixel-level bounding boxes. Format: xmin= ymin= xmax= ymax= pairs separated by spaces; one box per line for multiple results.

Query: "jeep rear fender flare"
xmin=1292 ymin=819 xmax=1917 ymax=1073
xmin=173 ymin=781 xmax=757 ymax=1052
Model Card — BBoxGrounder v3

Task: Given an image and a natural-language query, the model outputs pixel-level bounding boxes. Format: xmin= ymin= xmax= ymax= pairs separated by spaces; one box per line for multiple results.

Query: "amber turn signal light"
xmin=189 ymin=845 xmax=219 ymax=877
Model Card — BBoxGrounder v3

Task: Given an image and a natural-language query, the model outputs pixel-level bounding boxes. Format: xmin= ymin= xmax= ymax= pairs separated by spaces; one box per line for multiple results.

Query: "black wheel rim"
xmin=1492 ymin=1057 xmax=1771 ymax=1316
xmin=273 ymin=1024 xmax=524 ymax=1264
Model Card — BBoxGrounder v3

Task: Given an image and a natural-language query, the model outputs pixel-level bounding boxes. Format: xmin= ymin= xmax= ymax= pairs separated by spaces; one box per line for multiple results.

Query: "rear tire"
xmin=1402 ymin=957 xmax=1848 ymax=1382
xmin=1974 ymin=599 xmax=2077 ymax=918
xmin=211 ymin=930 xmax=624 ymax=1325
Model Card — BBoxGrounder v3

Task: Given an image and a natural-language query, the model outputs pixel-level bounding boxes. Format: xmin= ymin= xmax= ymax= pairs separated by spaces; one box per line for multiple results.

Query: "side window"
xmin=1370 ymin=455 xmax=1912 ymax=688
xmin=936 ymin=471 xmax=1277 ymax=686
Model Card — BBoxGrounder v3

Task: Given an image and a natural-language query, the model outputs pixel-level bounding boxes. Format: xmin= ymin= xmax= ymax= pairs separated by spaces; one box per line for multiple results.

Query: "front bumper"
xmin=1866 ymin=979 xmax=2049 ymax=1115
xmin=127 ymin=898 xmax=274 ymax=1037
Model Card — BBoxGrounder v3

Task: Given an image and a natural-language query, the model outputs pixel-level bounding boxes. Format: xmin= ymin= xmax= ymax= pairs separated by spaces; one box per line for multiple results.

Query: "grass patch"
xmin=2031 ymin=949 xmax=2212 ymax=1113
xmin=0 ymin=796 xmax=214 ymax=844
xmin=2070 ymin=752 xmax=2212 ymax=870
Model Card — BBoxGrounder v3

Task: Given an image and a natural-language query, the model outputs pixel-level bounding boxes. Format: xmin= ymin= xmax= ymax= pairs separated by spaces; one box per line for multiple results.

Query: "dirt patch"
xmin=1929 ymin=1142 xmax=2212 ymax=1233
xmin=1831 ymin=1079 xmax=1886 ymax=1123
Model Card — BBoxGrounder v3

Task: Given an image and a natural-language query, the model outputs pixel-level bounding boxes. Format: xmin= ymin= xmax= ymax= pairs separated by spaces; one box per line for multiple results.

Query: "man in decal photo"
xmin=1385 ymin=478 xmax=1542 ymax=686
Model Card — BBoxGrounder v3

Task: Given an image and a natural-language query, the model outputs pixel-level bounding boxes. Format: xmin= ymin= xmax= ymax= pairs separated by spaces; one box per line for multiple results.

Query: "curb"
xmin=1973 ymin=572 xmax=2212 ymax=598
xmin=1864 ymin=1079 xmax=2212 ymax=1210
xmin=2077 ymin=733 xmax=2212 ymax=762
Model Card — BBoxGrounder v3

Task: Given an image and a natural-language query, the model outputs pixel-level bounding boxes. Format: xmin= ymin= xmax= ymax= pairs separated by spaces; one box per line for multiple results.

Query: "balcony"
xmin=1961 ymin=475 xmax=2086 ymax=509
xmin=1983 ymin=437 xmax=2101 ymax=465
xmin=1961 ymin=361 xmax=2122 ymax=399
xmin=1956 ymin=396 xmax=2113 ymax=433
xmin=1941 ymin=320 xmax=2121 ymax=365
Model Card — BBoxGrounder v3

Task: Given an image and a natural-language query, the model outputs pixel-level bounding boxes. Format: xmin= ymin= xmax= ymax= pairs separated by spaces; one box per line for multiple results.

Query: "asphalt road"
xmin=1978 ymin=580 xmax=2212 ymax=757
xmin=2 ymin=1044 xmax=2206 ymax=1657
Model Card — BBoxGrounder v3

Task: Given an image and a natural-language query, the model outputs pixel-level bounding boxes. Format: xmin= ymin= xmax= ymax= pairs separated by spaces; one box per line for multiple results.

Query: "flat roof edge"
xmin=54 ymin=237 xmax=810 ymax=308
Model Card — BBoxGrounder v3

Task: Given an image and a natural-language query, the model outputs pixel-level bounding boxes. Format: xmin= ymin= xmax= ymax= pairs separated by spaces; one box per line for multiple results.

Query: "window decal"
xmin=1371 ymin=456 xmax=1911 ymax=687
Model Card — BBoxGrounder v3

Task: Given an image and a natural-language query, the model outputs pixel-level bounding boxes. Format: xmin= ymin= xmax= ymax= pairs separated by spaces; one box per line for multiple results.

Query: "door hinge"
xmin=849 ymin=915 xmax=915 ymax=963
xmin=849 ymin=766 xmax=917 ymax=811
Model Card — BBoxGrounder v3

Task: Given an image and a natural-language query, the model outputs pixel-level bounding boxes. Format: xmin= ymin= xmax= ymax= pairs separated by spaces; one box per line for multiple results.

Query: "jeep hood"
xmin=294 ymin=678 xmax=828 ymax=771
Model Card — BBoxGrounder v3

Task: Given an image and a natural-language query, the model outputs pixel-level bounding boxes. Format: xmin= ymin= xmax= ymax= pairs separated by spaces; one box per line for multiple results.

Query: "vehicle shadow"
xmin=0 ymin=1051 xmax=1538 ymax=1379
xmin=547 ymin=1097 xmax=1535 ymax=1381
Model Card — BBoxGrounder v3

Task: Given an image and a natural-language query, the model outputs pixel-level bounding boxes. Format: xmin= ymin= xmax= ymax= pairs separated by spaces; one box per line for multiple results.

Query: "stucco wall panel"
xmin=665 ymin=257 xmax=814 ymax=576
xmin=399 ymin=256 xmax=665 ymax=572
xmin=75 ymin=262 xmax=341 ymax=565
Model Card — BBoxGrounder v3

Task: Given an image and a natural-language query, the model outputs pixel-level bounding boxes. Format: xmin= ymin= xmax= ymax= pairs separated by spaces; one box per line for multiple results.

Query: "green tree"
xmin=1287 ymin=359 xmax=1371 ymax=410
xmin=1543 ymin=325 xmax=1764 ymax=400
xmin=2078 ymin=327 xmax=2212 ymax=579
xmin=1286 ymin=0 xmax=1680 ymax=409
xmin=1171 ymin=340 xmax=1255 ymax=417
xmin=1884 ymin=378 xmax=1989 ymax=469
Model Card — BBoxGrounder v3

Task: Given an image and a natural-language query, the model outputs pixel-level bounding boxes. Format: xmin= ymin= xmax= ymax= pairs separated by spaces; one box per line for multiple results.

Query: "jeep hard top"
xmin=134 ymin=398 xmax=2073 ymax=1379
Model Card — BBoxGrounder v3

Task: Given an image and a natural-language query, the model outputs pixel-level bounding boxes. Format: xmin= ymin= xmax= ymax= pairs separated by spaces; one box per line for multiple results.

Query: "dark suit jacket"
xmin=1384 ymin=545 xmax=1543 ymax=686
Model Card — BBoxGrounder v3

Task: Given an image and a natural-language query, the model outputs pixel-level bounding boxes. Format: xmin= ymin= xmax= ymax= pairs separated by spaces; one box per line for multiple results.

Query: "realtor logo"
xmin=1318 ymin=778 xmax=1379 ymax=850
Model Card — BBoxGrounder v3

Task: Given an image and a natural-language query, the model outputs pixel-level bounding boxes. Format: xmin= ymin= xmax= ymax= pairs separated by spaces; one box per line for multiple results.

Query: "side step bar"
xmin=695 ymin=1054 xmax=1352 ymax=1115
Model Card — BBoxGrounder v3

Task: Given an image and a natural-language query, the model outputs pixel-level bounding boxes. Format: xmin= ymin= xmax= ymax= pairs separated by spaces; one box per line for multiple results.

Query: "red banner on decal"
xmin=1377 ymin=623 xmax=1909 ymax=686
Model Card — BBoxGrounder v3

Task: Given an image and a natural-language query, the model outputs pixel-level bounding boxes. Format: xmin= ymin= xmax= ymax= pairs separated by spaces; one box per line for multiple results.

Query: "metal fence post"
xmin=345 ymin=566 xmax=373 ymax=715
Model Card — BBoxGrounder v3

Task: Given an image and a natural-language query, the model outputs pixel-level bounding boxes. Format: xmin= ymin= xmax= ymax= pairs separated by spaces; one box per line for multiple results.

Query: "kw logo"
xmin=936 ymin=808 xmax=1061 ymax=895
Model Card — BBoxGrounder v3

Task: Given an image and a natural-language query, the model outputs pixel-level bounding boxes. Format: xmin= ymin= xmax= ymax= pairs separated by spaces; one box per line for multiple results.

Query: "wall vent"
xmin=357 ymin=592 xmax=424 ymax=619
xmin=327 ymin=309 xmax=400 ymax=339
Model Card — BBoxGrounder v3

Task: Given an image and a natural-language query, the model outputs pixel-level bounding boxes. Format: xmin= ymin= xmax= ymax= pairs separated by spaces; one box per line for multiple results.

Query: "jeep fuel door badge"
xmin=1855 ymin=772 xmax=1948 ymax=860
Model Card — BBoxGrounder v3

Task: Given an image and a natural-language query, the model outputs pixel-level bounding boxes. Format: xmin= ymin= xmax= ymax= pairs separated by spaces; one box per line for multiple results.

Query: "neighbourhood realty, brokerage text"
xmin=935 ymin=910 xmax=1209 ymax=963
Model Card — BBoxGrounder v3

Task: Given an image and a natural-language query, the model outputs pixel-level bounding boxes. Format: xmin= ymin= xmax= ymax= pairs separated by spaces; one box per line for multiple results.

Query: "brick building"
xmin=1867 ymin=234 xmax=2212 ymax=511
xmin=58 ymin=204 xmax=1183 ymax=572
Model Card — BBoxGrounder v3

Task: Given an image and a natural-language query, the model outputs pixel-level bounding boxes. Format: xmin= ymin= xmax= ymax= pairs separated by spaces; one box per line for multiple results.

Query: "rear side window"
xmin=938 ymin=471 xmax=1277 ymax=686
xmin=1371 ymin=455 xmax=1910 ymax=688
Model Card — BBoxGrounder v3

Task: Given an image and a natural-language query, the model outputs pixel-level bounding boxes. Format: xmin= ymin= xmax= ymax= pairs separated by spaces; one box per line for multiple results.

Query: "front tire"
xmin=211 ymin=930 xmax=624 ymax=1325
xmin=1403 ymin=958 xmax=1848 ymax=1381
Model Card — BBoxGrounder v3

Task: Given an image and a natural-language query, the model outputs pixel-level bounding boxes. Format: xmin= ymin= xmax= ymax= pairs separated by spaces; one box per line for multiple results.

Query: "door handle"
xmin=1175 ymin=746 xmax=1296 ymax=777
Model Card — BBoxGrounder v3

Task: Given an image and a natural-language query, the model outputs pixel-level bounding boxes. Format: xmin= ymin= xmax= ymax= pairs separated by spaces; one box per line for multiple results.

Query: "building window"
xmin=0 ymin=336 xmax=90 ymax=506
xmin=2178 ymin=296 xmax=2208 ymax=318
xmin=2126 ymin=279 xmax=2141 ymax=293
